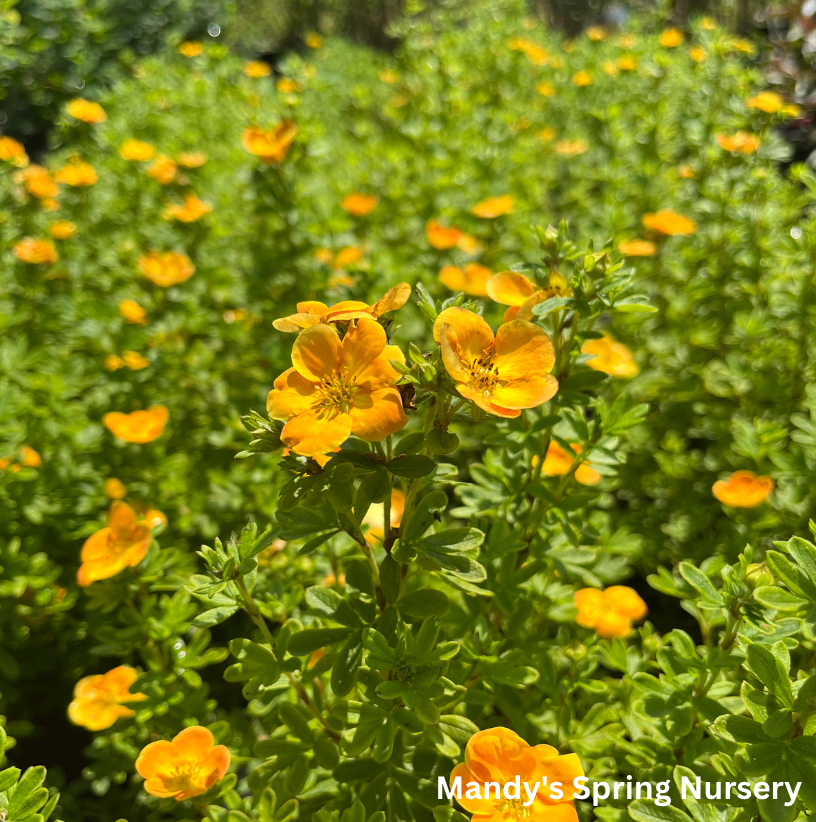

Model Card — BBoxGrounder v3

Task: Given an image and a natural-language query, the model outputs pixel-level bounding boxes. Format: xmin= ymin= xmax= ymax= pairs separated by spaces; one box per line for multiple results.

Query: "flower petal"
xmin=272 ymin=313 xmax=322 ymax=333
xmin=267 ymin=368 xmax=318 ymax=420
xmin=323 ymin=301 xmax=372 ymax=321
xmin=490 ymin=374 xmax=558 ymax=409
xmin=172 ymin=726 xmax=214 ymax=760
xmin=350 ymin=388 xmax=408 ymax=441
xmin=339 ymin=318 xmax=387 ymax=379
xmin=292 ymin=324 xmax=341 ymax=381
xmin=536 ymin=752 xmax=585 ymax=801
xmin=353 ymin=345 xmax=405 ymax=391
xmin=433 ymin=306 xmax=494 ymax=346
xmin=485 ymin=271 xmax=536 ymax=306
xmin=136 ymin=740 xmax=176 ymax=778
xmin=493 ymin=320 xmax=555 ymax=379
xmin=281 ymin=408 xmax=353 ymax=456
xmin=371 ymin=282 xmax=411 ymax=316
xmin=457 ymin=385 xmax=520 ymax=418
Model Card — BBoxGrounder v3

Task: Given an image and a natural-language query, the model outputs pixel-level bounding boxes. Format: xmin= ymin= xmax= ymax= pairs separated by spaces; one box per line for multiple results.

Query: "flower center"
xmin=497 ymin=798 xmax=533 ymax=819
xmin=171 ymin=759 xmax=199 ymax=788
xmin=315 ymin=369 xmax=359 ymax=414
xmin=468 ymin=350 xmax=500 ymax=397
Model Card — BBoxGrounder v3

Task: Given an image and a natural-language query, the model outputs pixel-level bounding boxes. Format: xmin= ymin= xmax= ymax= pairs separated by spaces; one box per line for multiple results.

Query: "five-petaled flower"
xmin=178 ymin=41 xmax=204 ymax=57
xmin=16 ymin=165 xmax=59 ymax=199
xmin=120 ymin=299 xmax=148 ymax=324
xmin=13 ymin=237 xmax=59 ymax=264
xmin=435 ymin=307 xmax=558 ymax=418
xmin=267 ymin=318 xmax=408 ymax=455
xmin=450 ymin=727 xmax=584 ymax=822
xmin=54 ymin=159 xmax=98 ymax=186
xmin=242 ymin=122 xmax=298 ymax=164
xmin=439 ymin=263 xmax=493 ymax=297
xmin=139 ymin=251 xmax=195 ymax=287
xmin=0 ymin=446 xmax=42 ymax=473
xmin=77 ymin=501 xmax=154 ymax=586
xmin=177 ymin=151 xmax=208 ymax=168
xmin=641 ymin=209 xmax=696 ymax=236
xmin=119 ymin=139 xmax=156 ymax=161
xmin=147 ymin=155 xmax=177 ymax=185
xmin=717 ymin=132 xmax=760 ymax=154
xmin=575 ymin=586 xmax=648 ymax=638
xmin=659 ymin=28 xmax=684 ymax=47
xmin=341 ymin=193 xmax=379 ymax=216
xmin=581 ymin=334 xmax=638 ymax=377
xmin=486 ymin=270 xmax=569 ymax=323
xmin=538 ymin=441 xmax=601 ymax=486
xmin=572 ymin=70 xmax=593 ymax=87
xmin=103 ymin=406 xmax=169 ymax=443
xmin=163 ymin=194 xmax=213 ymax=222
xmin=136 ymin=726 xmax=230 ymax=801
xmin=746 ymin=91 xmax=784 ymax=113
xmin=426 ymin=221 xmax=481 ymax=253
xmin=712 ymin=470 xmax=773 ymax=508
xmin=472 ymin=195 xmax=514 ymax=219
xmin=67 ymin=98 xmax=107 ymax=123
xmin=244 ymin=60 xmax=271 ymax=78
xmin=69 ymin=665 xmax=146 ymax=730
xmin=0 ymin=136 xmax=29 ymax=167
xmin=619 ymin=239 xmax=656 ymax=257
xmin=49 ymin=220 xmax=77 ymax=240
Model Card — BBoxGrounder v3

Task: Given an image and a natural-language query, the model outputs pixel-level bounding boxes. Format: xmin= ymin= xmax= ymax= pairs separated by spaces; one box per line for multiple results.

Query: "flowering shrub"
xmin=3 ymin=1 xmax=816 ymax=821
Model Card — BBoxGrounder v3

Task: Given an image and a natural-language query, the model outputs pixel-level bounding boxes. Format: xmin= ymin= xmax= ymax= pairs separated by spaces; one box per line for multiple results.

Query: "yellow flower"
xmin=147 ymin=155 xmax=177 ymax=185
xmin=242 ymin=122 xmax=298 ymax=164
xmin=13 ymin=238 xmax=59 ymax=264
xmin=379 ymin=69 xmax=399 ymax=84
xmin=272 ymin=283 xmax=411 ymax=333
xmin=0 ymin=446 xmax=42 ymax=473
xmin=177 ymin=151 xmax=208 ymax=168
xmin=575 ymin=586 xmax=647 ymax=637
xmin=267 ymin=319 xmax=409 ymax=456
xmin=729 ymin=38 xmax=755 ymax=55
xmin=659 ymin=28 xmax=684 ymax=48
xmin=163 ymin=193 xmax=213 ymax=222
xmin=435 ymin=307 xmax=558 ymax=418
xmin=450 ymin=727 xmax=584 ymax=821
xmin=602 ymin=61 xmax=619 ymax=77
xmin=332 ymin=246 xmax=364 ymax=269
xmin=536 ymin=80 xmax=556 ymax=97
xmin=66 ymin=98 xmax=107 ymax=123
xmin=746 ymin=91 xmax=784 ymax=113
xmin=16 ymin=165 xmax=59 ymax=199
xmin=136 ymin=727 xmax=230 ymax=801
xmin=103 ymin=406 xmax=169 ymax=443
xmin=68 ymin=666 xmax=146 ymax=731
xmin=586 ymin=26 xmax=607 ymax=41
xmin=244 ymin=60 xmax=272 ymax=78
xmin=54 ymin=159 xmax=97 ymax=186
xmin=49 ymin=220 xmax=77 ymax=240
xmin=555 ymin=139 xmax=588 ymax=156
xmin=472 ymin=195 xmax=514 ymax=218
xmin=178 ymin=41 xmax=204 ymax=57
xmin=701 ymin=16 xmax=716 ymax=30
xmin=104 ymin=478 xmax=127 ymax=499
xmin=537 ymin=441 xmax=601 ymax=485
xmin=305 ymin=32 xmax=323 ymax=49
xmin=782 ymin=104 xmax=801 ymax=118
xmin=642 ymin=209 xmax=696 ymax=236
xmin=689 ymin=45 xmax=707 ymax=62
xmin=712 ymin=470 xmax=773 ymax=508
xmin=537 ymin=126 xmax=557 ymax=141
xmin=425 ymin=220 xmax=481 ymax=253
xmin=277 ymin=78 xmax=301 ymax=94
xmin=581 ymin=334 xmax=638 ymax=378
xmin=363 ymin=490 xmax=405 ymax=544
xmin=717 ymin=131 xmax=760 ymax=154
xmin=617 ymin=55 xmax=638 ymax=71
xmin=120 ymin=299 xmax=148 ymax=325
xmin=507 ymin=37 xmax=548 ymax=65
xmin=486 ymin=269 xmax=569 ymax=322
xmin=0 ymin=136 xmax=29 ymax=167
xmin=619 ymin=239 xmax=657 ymax=257
xmin=119 ymin=139 xmax=156 ymax=161
xmin=341 ymin=193 xmax=379 ymax=217
xmin=123 ymin=351 xmax=150 ymax=370
xmin=678 ymin=164 xmax=696 ymax=179
xmin=439 ymin=263 xmax=493 ymax=297
xmin=105 ymin=355 xmax=124 ymax=371
xmin=572 ymin=70 xmax=593 ymax=87
xmin=77 ymin=502 xmax=154 ymax=586
xmin=139 ymin=251 xmax=195 ymax=287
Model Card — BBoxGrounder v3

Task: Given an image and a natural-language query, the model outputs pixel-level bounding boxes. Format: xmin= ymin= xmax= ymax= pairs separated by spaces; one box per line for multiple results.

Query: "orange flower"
xmin=536 ymin=80 xmax=556 ymax=97
xmin=439 ymin=263 xmax=493 ymax=297
xmin=16 ymin=165 xmax=59 ymax=199
xmin=276 ymin=78 xmax=301 ymax=94
xmin=486 ymin=269 xmax=569 ymax=322
xmin=717 ymin=131 xmax=760 ymax=154
xmin=617 ymin=55 xmax=637 ymax=71
xmin=305 ymin=32 xmax=323 ymax=49
xmin=642 ymin=209 xmax=695 ymax=236
xmin=163 ymin=193 xmax=212 ymax=222
xmin=13 ymin=237 xmax=59 ymax=264
xmin=363 ymin=490 xmax=405 ymax=544
xmin=120 ymin=299 xmax=148 ymax=325
xmin=746 ymin=91 xmax=783 ymax=113
xmin=555 ymin=139 xmax=587 ymax=156
xmin=659 ymin=28 xmax=684 ymax=48
xmin=105 ymin=355 xmax=124 ymax=371
xmin=54 ymin=159 xmax=97 ymax=186
xmin=602 ymin=61 xmax=619 ymax=77
xmin=332 ymin=246 xmax=363 ymax=269
xmin=136 ymin=726 xmax=230 ymax=801
xmin=242 ymin=122 xmax=298 ymax=164
xmin=122 ymin=351 xmax=150 ymax=370
xmin=177 ymin=151 xmax=208 ymax=168
xmin=472 ymin=195 xmax=514 ymax=219
xmin=132 ymin=503 xmax=168 ymax=530
xmin=575 ymin=586 xmax=647 ymax=638
xmin=77 ymin=502 xmax=153 ymax=586
xmin=244 ymin=60 xmax=272 ymax=78
xmin=104 ymin=478 xmax=127 ymax=499
xmin=425 ymin=220 xmax=481 ymax=253
xmin=49 ymin=220 xmax=77 ymax=240
xmin=538 ymin=441 xmax=601 ymax=486
xmin=341 ymin=193 xmax=379 ymax=217
xmin=450 ymin=727 xmax=583 ymax=821
xmin=68 ymin=666 xmax=146 ymax=730
xmin=507 ymin=37 xmax=548 ymax=65
xmin=572 ymin=70 xmax=593 ymax=87
xmin=678 ymin=164 xmax=697 ymax=179
xmin=267 ymin=319 xmax=408 ymax=455
xmin=435 ymin=307 xmax=557 ymax=418
xmin=581 ymin=334 xmax=638 ymax=378
xmin=103 ymin=406 xmax=169 ymax=443
xmin=147 ymin=155 xmax=177 ymax=185
xmin=272 ymin=283 xmax=411 ymax=332
xmin=712 ymin=470 xmax=773 ymax=508
xmin=379 ymin=68 xmax=399 ymax=84
xmin=0 ymin=136 xmax=29 ymax=167
xmin=178 ymin=41 xmax=204 ymax=57
xmin=689 ymin=45 xmax=707 ymax=62
xmin=0 ymin=446 xmax=42 ymax=473
xmin=619 ymin=239 xmax=656 ymax=257
xmin=119 ymin=139 xmax=156 ymax=161
xmin=66 ymin=98 xmax=107 ymax=123
xmin=139 ymin=251 xmax=195 ymax=287
xmin=586 ymin=26 xmax=607 ymax=41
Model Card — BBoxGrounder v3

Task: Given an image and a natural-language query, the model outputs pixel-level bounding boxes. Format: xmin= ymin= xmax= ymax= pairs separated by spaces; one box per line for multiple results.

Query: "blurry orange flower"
xmin=77 ymin=502 xmax=153 ymax=586
xmin=105 ymin=355 xmax=124 ymax=371
xmin=659 ymin=29 xmax=684 ymax=47
xmin=363 ymin=490 xmax=405 ymax=544
xmin=619 ymin=239 xmax=656 ymax=257
xmin=177 ymin=151 xmax=208 ymax=168
xmin=122 ymin=351 xmax=150 ymax=370
xmin=0 ymin=446 xmax=42 ymax=473
xmin=602 ymin=61 xmax=619 ymax=77
xmin=426 ymin=220 xmax=481 ymax=252
xmin=689 ymin=45 xmax=707 ymax=62
xmin=379 ymin=69 xmax=399 ymax=84
xmin=120 ymin=299 xmax=148 ymax=325
xmin=712 ymin=470 xmax=773 ymax=508
xmin=507 ymin=37 xmax=548 ymax=65
xmin=746 ymin=91 xmax=784 ymax=113
xmin=103 ymin=406 xmax=169 ymax=443
xmin=244 ymin=60 xmax=272 ymax=78
xmin=178 ymin=41 xmax=203 ymax=57
xmin=678 ymin=164 xmax=696 ymax=179
xmin=537 ymin=126 xmax=557 ymax=141
xmin=163 ymin=193 xmax=212 ymax=222
xmin=276 ymin=78 xmax=301 ymax=94
xmin=49 ymin=220 xmax=77 ymax=240
xmin=586 ymin=26 xmax=607 ymax=41
xmin=136 ymin=727 xmax=230 ymax=801
xmin=572 ymin=70 xmax=593 ymax=87
xmin=13 ymin=237 xmax=59 ymax=264
xmin=450 ymin=727 xmax=583 ymax=821
xmin=617 ymin=55 xmax=638 ymax=71
xmin=575 ymin=586 xmax=647 ymax=638
xmin=642 ymin=209 xmax=695 ymax=236
xmin=54 ymin=159 xmax=97 ymax=186
xmin=435 ymin=307 xmax=558 ymax=418
xmin=69 ymin=666 xmax=146 ymax=730
xmin=341 ymin=193 xmax=379 ymax=217
xmin=439 ymin=263 xmax=493 ymax=297
xmin=555 ymin=139 xmax=588 ymax=156
xmin=242 ymin=122 xmax=298 ymax=164
xmin=537 ymin=441 xmax=601 ymax=486
xmin=147 ymin=155 xmax=177 ymax=185
xmin=17 ymin=165 xmax=59 ymax=199
xmin=119 ymin=139 xmax=156 ymax=161
xmin=717 ymin=131 xmax=760 ymax=154
xmin=139 ymin=251 xmax=195 ymax=287
xmin=132 ymin=503 xmax=168 ymax=530
xmin=486 ymin=269 xmax=569 ymax=322
xmin=536 ymin=80 xmax=556 ymax=97
xmin=104 ymin=478 xmax=127 ymax=499
xmin=305 ymin=32 xmax=323 ymax=48
xmin=332 ymin=246 xmax=363 ymax=269
xmin=582 ymin=334 xmax=638 ymax=378
xmin=267 ymin=319 xmax=408 ymax=455
xmin=67 ymin=99 xmax=107 ymax=123
xmin=472 ymin=195 xmax=514 ymax=218
xmin=0 ymin=136 xmax=29 ymax=167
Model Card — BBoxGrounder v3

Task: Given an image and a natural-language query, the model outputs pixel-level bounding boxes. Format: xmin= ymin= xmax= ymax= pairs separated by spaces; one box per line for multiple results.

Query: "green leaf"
xmin=766 ymin=551 xmax=816 ymax=600
xmin=331 ymin=631 xmax=364 ymax=696
xmin=629 ymin=799 xmax=694 ymax=822
xmin=786 ymin=536 xmax=816 ymax=584
xmin=287 ymin=628 xmax=353 ymax=657
xmin=746 ymin=643 xmax=793 ymax=707
xmin=754 ymin=586 xmax=809 ymax=611
xmin=386 ymin=455 xmax=436 ymax=478
xmin=678 ymin=562 xmax=725 ymax=606
xmin=379 ymin=555 xmax=401 ymax=603
xmin=397 ymin=589 xmax=450 ymax=618
xmin=193 ymin=605 xmax=239 ymax=628
xmin=402 ymin=490 xmax=448 ymax=544
xmin=712 ymin=714 xmax=770 ymax=743
xmin=531 ymin=296 xmax=573 ymax=316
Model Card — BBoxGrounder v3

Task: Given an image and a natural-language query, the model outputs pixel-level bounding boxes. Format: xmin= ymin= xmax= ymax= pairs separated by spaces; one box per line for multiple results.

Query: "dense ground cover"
xmin=3 ymin=1 xmax=816 ymax=821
